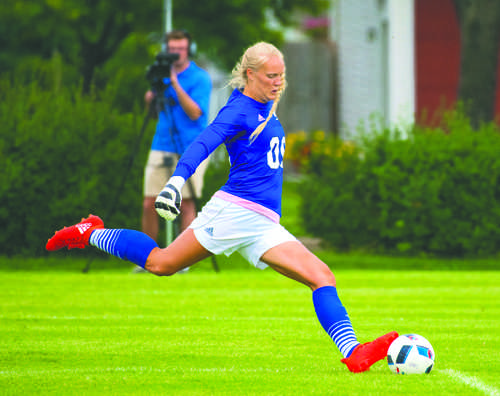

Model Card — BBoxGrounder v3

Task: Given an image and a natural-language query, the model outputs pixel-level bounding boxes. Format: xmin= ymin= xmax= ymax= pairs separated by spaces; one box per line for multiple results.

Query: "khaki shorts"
xmin=143 ymin=150 xmax=209 ymax=199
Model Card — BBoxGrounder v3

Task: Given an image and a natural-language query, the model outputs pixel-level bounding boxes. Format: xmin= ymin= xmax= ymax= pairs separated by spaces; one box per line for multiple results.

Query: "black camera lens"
xmin=145 ymin=52 xmax=180 ymax=91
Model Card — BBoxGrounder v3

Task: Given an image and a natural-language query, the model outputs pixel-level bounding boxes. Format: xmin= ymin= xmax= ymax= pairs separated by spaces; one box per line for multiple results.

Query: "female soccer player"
xmin=46 ymin=42 xmax=397 ymax=372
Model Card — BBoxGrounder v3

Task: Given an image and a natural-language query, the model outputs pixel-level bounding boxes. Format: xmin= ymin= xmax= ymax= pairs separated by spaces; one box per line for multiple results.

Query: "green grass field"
xmin=0 ymin=256 xmax=499 ymax=395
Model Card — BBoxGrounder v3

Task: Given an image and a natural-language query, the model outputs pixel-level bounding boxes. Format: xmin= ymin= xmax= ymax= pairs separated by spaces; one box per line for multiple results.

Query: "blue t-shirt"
xmin=151 ymin=61 xmax=212 ymax=153
xmin=174 ymin=89 xmax=285 ymax=217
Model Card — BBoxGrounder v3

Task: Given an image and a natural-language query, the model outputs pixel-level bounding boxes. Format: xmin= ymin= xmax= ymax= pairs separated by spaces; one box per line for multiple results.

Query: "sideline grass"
xmin=0 ymin=265 xmax=499 ymax=395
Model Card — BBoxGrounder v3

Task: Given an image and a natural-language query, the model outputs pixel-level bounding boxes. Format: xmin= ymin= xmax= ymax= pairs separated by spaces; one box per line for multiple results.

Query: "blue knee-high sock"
xmin=313 ymin=286 xmax=360 ymax=358
xmin=89 ymin=229 xmax=158 ymax=268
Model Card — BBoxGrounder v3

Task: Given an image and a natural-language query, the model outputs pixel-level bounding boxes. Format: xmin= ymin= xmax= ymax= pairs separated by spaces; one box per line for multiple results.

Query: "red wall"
xmin=415 ymin=0 xmax=461 ymax=124
xmin=415 ymin=0 xmax=500 ymax=124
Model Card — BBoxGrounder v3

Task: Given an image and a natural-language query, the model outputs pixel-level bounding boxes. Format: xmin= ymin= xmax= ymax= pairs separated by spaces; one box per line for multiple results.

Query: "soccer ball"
xmin=387 ymin=334 xmax=435 ymax=374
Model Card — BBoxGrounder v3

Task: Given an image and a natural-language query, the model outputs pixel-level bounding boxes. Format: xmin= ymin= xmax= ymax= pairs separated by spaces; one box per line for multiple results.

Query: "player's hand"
xmin=155 ymin=183 xmax=182 ymax=221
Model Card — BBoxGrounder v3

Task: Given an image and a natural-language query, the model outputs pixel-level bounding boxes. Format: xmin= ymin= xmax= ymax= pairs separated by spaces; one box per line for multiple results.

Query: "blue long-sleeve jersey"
xmin=173 ymin=89 xmax=285 ymax=217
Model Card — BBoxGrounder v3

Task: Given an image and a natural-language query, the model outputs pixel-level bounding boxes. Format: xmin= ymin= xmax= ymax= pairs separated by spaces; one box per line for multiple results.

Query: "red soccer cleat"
xmin=46 ymin=215 xmax=104 ymax=251
xmin=341 ymin=331 xmax=399 ymax=373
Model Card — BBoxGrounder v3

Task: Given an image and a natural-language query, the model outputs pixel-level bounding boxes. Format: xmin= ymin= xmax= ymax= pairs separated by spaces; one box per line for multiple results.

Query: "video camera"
xmin=145 ymin=52 xmax=180 ymax=92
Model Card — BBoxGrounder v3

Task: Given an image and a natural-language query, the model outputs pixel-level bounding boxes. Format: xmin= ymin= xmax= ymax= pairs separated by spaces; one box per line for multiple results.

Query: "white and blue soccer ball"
xmin=387 ymin=334 xmax=435 ymax=374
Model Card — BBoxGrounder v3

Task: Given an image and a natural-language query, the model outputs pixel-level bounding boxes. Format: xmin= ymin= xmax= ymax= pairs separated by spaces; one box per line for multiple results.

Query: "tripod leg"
xmin=162 ymin=98 xmax=220 ymax=273
xmin=165 ymin=219 xmax=174 ymax=246
xmin=185 ymin=177 xmax=220 ymax=273
xmin=210 ymin=256 xmax=220 ymax=272
xmin=82 ymin=107 xmax=154 ymax=273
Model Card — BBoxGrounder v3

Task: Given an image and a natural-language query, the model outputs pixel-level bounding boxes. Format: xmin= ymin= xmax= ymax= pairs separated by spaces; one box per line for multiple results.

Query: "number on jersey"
xmin=267 ymin=136 xmax=285 ymax=169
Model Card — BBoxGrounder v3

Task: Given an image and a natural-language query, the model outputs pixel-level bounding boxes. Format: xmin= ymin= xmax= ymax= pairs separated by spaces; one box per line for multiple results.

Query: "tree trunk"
xmin=78 ymin=16 xmax=133 ymax=94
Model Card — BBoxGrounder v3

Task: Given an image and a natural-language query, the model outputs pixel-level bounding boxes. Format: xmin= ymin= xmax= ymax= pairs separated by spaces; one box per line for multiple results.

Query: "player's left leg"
xmin=340 ymin=331 xmax=399 ymax=372
xmin=261 ymin=242 xmax=361 ymax=357
xmin=261 ymin=241 xmax=398 ymax=372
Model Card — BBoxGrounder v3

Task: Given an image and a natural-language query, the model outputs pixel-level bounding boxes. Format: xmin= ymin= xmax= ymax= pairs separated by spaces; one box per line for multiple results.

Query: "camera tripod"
xmin=82 ymin=84 xmax=219 ymax=273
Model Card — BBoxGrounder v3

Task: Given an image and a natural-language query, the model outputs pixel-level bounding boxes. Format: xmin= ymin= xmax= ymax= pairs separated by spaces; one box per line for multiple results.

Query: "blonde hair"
xmin=229 ymin=42 xmax=287 ymax=143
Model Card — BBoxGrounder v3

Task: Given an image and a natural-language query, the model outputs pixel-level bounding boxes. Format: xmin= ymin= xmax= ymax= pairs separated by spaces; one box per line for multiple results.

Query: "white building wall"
xmin=336 ymin=0 xmax=383 ymax=137
xmin=387 ymin=0 xmax=415 ymax=131
xmin=333 ymin=0 xmax=415 ymax=138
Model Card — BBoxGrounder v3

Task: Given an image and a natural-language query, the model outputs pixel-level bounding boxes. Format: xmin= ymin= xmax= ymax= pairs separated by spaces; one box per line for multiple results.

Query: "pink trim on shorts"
xmin=214 ymin=190 xmax=280 ymax=224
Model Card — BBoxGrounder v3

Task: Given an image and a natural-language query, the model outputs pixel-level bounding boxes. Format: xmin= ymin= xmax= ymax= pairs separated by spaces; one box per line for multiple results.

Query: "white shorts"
xmin=189 ymin=196 xmax=297 ymax=269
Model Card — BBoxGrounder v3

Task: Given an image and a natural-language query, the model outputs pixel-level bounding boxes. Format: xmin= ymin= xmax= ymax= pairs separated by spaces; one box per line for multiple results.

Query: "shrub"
xmin=0 ymin=77 xmax=150 ymax=256
xmin=300 ymin=112 xmax=500 ymax=257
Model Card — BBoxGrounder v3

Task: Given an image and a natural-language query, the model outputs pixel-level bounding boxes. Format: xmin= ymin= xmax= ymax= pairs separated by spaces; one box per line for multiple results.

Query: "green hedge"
xmin=0 ymin=74 xmax=232 ymax=257
xmin=0 ymin=77 xmax=150 ymax=256
xmin=301 ymin=113 xmax=500 ymax=257
xmin=5 ymin=72 xmax=500 ymax=259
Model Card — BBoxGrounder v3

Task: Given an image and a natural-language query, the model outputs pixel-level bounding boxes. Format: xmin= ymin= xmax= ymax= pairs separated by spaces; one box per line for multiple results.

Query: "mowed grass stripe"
xmin=0 ymin=269 xmax=498 ymax=395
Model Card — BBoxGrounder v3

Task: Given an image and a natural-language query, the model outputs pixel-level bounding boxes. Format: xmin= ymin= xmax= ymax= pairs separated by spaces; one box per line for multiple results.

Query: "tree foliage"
xmin=452 ymin=0 xmax=500 ymax=126
xmin=0 ymin=0 xmax=328 ymax=93
xmin=173 ymin=0 xmax=328 ymax=68
xmin=0 ymin=0 xmax=161 ymax=93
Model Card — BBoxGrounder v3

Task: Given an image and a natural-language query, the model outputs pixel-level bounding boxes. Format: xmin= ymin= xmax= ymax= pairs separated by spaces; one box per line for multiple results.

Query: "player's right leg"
xmin=141 ymin=196 xmax=160 ymax=241
xmin=46 ymin=214 xmax=104 ymax=250
xmin=46 ymin=215 xmax=212 ymax=275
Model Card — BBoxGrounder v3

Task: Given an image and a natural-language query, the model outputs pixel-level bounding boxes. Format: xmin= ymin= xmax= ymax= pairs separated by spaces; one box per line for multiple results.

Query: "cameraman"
xmin=143 ymin=30 xmax=212 ymax=244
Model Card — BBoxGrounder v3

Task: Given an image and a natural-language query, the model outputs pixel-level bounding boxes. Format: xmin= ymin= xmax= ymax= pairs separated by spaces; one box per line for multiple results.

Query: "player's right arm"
xmin=155 ymin=105 xmax=241 ymax=221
